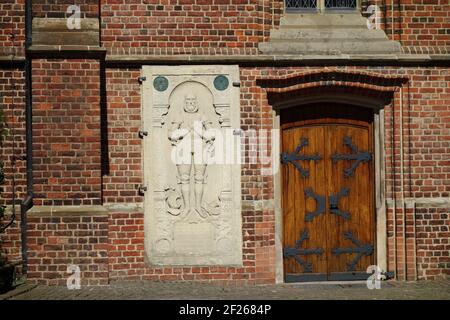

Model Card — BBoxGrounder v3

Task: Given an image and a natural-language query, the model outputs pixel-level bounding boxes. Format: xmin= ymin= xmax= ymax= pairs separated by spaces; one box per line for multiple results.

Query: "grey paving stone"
xmin=4 ymin=280 xmax=450 ymax=300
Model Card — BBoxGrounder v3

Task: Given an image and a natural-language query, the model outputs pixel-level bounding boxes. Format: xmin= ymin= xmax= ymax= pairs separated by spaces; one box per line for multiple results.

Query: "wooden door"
xmin=281 ymin=104 xmax=375 ymax=282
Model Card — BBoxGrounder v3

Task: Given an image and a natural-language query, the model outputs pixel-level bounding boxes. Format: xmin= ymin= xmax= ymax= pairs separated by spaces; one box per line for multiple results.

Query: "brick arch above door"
xmin=257 ymin=68 xmax=409 ymax=111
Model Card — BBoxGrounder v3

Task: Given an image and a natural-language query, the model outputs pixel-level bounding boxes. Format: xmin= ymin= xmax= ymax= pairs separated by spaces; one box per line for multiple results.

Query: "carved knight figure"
xmin=167 ymin=94 xmax=217 ymax=218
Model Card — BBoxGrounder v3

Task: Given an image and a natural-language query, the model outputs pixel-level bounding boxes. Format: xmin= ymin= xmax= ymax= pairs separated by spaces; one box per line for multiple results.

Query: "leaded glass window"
xmin=325 ymin=0 xmax=357 ymax=9
xmin=285 ymin=0 xmax=318 ymax=11
xmin=285 ymin=0 xmax=358 ymax=11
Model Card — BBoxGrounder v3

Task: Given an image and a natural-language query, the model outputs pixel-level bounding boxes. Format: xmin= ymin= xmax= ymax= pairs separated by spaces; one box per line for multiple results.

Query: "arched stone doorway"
xmin=257 ymin=70 xmax=408 ymax=282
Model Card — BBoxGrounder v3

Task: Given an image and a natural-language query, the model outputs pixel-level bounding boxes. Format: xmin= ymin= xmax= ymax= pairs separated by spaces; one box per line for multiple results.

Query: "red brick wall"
xmin=2 ymin=63 xmax=449 ymax=284
xmin=101 ymin=65 xmax=449 ymax=281
xmin=102 ymin=68 xmax=142 ymax=204
xmin=0 ymin=0 xmax=25 ymax=57
xmin=101 ymin=0 xmax=268 ymax=55
xmin=0 ymin=1 xmax=449 ymax=286
xmin=2 ymin=0 xmax=449 ymax=57
xmin=0 ymin=68 xmax=27 ymax=206
xmin=107 ymin=208 xmax=275 ymax=285
xmin=0 ymin=211 xmax=22 ymax=273
xmin=26 ymin=214 xmax=109 ymax=286
xmin=32 ymin=0 xmax=98 ymax=19
xmin=99 ymin=0 xmax=450 ymax=55
xmin=415 ymin=206 xmax=450 ymax=279
xmin=109 ymin=212 xmax=274 ymax=284
xmin=361 ymin=0 xmax=450 ymax=53
xmin=31 ymin=59 xmax=102 ymax=206
xmin=387 ymin=205 xmax=450 ymax=280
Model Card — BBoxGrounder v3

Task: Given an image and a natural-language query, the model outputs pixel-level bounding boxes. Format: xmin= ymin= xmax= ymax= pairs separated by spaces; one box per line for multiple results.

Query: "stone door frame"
xmin=271 ymin=95 xmax=388 ymax=283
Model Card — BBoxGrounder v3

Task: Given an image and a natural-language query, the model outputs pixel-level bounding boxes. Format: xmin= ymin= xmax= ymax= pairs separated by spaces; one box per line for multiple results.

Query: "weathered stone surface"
xmin=28 ymin=205 xmax=108 ymax=217
xmin=259 ymin=13 xmax=401 ymax=55
xmin=32 ymin=18 xmax=99 ymax=46
xmin=7 ymin=280 xmax=450 ymax=300
xmin=141 ymin=65 xmax=242 ymax=266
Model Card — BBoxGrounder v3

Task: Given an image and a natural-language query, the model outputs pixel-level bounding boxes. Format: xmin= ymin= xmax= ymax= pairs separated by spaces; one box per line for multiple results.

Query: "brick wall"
xmin=108 ymin=210 xmax=275 ymax=285
xmin=0 ymin=210 xmax=22 ymax=273
xmin=26 ymin=213 xmax=109 ymax=286
xmin=31 ymin=59 xmax=102 ymax=206
xmin=101 ymin=0 xmax=268 ymax=55
xmin=0 ymin=1 xmax=449 ymax=286
xmin=32 ymin=0 xmax=98 ymax=19
xmin=2 ymin=63 xmax=448 ymax=284
xmin=0 ymin=68 xmax=27 ymax=206
xmin=99 ymin=0 xmax=450 ymax=55
xmin=103 ymin=68 xmax=142 ymax=204
xmin=415 ymin=206 xmax=450 ymax=279
xmin=101 ymin=65 xmax=449 ymax=281
xmin=387 ymin=204 xmax=450 ymax=280
xmin=0 ymin=0 xmax=25 ymax=57
xmin=361 ymin=0 xmax=450 ymax=53
xmin=2 ymin=1 xmax=450 ymax=57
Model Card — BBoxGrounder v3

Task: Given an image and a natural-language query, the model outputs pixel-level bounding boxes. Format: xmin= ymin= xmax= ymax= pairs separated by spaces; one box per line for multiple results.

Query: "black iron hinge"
xmin=138 ymin=130 xmax=148 ymax=139
xmin=138 ymin=76 xmax=147 ymax=84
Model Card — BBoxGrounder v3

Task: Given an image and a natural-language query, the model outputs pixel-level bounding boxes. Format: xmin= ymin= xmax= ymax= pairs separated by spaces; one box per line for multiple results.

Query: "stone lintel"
xmin=0 ymin=56 xmax=25 ymax=62
xmin=28 ymin=45 xmax=106 ymax=53
xmin=32 ymin=18 xmax=100 ymax=47
xmin=27 ymin=205 xmax=109 ymax=217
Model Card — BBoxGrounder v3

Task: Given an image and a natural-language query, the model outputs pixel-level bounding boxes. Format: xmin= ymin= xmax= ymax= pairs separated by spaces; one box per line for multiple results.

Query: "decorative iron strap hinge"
xmin=304 ymin=187 xmax=326 ymax=222
xmin=332 ymin=231 xmax=374 ymax=271
xmin=280 ymin=137 xmax=321 ymax=178
xmin=303 ymin=187 xmax=351 ymax=222
xmin=329 ymin=187 xmax=351 ymax=220
xmin=283 ymin=229 xmax=324 ymax=273
xmin=331 ymin=136 xmax=372 ymax=177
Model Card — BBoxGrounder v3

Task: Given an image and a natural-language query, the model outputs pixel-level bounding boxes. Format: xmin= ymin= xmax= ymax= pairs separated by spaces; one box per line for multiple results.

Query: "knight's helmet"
xmin=184 ymin=94 xmax=198 ymax=113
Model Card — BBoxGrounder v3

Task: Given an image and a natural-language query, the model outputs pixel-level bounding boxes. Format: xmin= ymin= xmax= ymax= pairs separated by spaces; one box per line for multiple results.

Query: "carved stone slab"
xmin=142 ymin=65 xmax=242 ymax=266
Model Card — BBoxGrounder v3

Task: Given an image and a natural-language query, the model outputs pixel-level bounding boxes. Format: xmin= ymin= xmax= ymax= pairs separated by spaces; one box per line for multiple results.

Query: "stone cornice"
xmin=105 ymin=54 xmax=450 ymax=66
xmin=2 ymin=52 xmax=449 ymax=66
xmin=27 ymin=205 xmax=109 ymax=217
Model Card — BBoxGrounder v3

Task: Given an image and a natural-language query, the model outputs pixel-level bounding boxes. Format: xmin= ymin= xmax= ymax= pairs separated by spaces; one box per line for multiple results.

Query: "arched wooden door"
xmin=281 ymin=103 xmax=375 ymax=282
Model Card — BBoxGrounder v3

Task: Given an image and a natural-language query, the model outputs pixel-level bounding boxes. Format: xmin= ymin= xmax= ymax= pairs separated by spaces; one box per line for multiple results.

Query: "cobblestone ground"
xmin=3 ymin=280 xmax=450 ymax=300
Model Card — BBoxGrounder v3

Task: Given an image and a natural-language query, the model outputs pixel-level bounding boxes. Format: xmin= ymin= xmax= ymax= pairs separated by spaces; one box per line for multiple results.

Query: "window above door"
xmin=285 ymin=0 xmax=359 ymax=13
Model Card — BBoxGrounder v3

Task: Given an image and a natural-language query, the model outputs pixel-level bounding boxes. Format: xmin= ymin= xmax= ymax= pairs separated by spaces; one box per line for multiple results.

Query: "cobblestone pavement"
xmin=4 ymin=280 xmax=450 ymax=300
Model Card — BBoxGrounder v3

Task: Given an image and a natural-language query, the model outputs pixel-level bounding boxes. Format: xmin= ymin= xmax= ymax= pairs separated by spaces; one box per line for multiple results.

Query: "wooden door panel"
xmin=325 ymin=125 xmax=374 ymax=277
xmin=281 ymin=104 xmax=375 ymax=282
xmin=282 ymin=126 xmax=327 ymax=279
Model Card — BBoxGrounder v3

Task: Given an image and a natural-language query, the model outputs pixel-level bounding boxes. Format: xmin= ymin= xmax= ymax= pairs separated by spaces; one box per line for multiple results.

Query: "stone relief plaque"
xmin=142 ymin=66 xmax=242 ymax=266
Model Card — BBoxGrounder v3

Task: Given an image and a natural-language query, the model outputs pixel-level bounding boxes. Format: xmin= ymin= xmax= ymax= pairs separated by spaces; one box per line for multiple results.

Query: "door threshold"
xmin=284 ymin=280 xmax=368 ymax=286
xmin=285 ymin=272 xmax=371 ymax=283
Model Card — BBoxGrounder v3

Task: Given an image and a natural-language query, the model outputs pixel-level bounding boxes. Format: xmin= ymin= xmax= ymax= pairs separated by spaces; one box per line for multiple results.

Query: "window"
xmin=285 ymin=0 xmax=317 ymax=11
xmin=325 ymin=0 xmax=357 ymax=10
xmin=285 ymin=0 xmax=358 ymax=12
